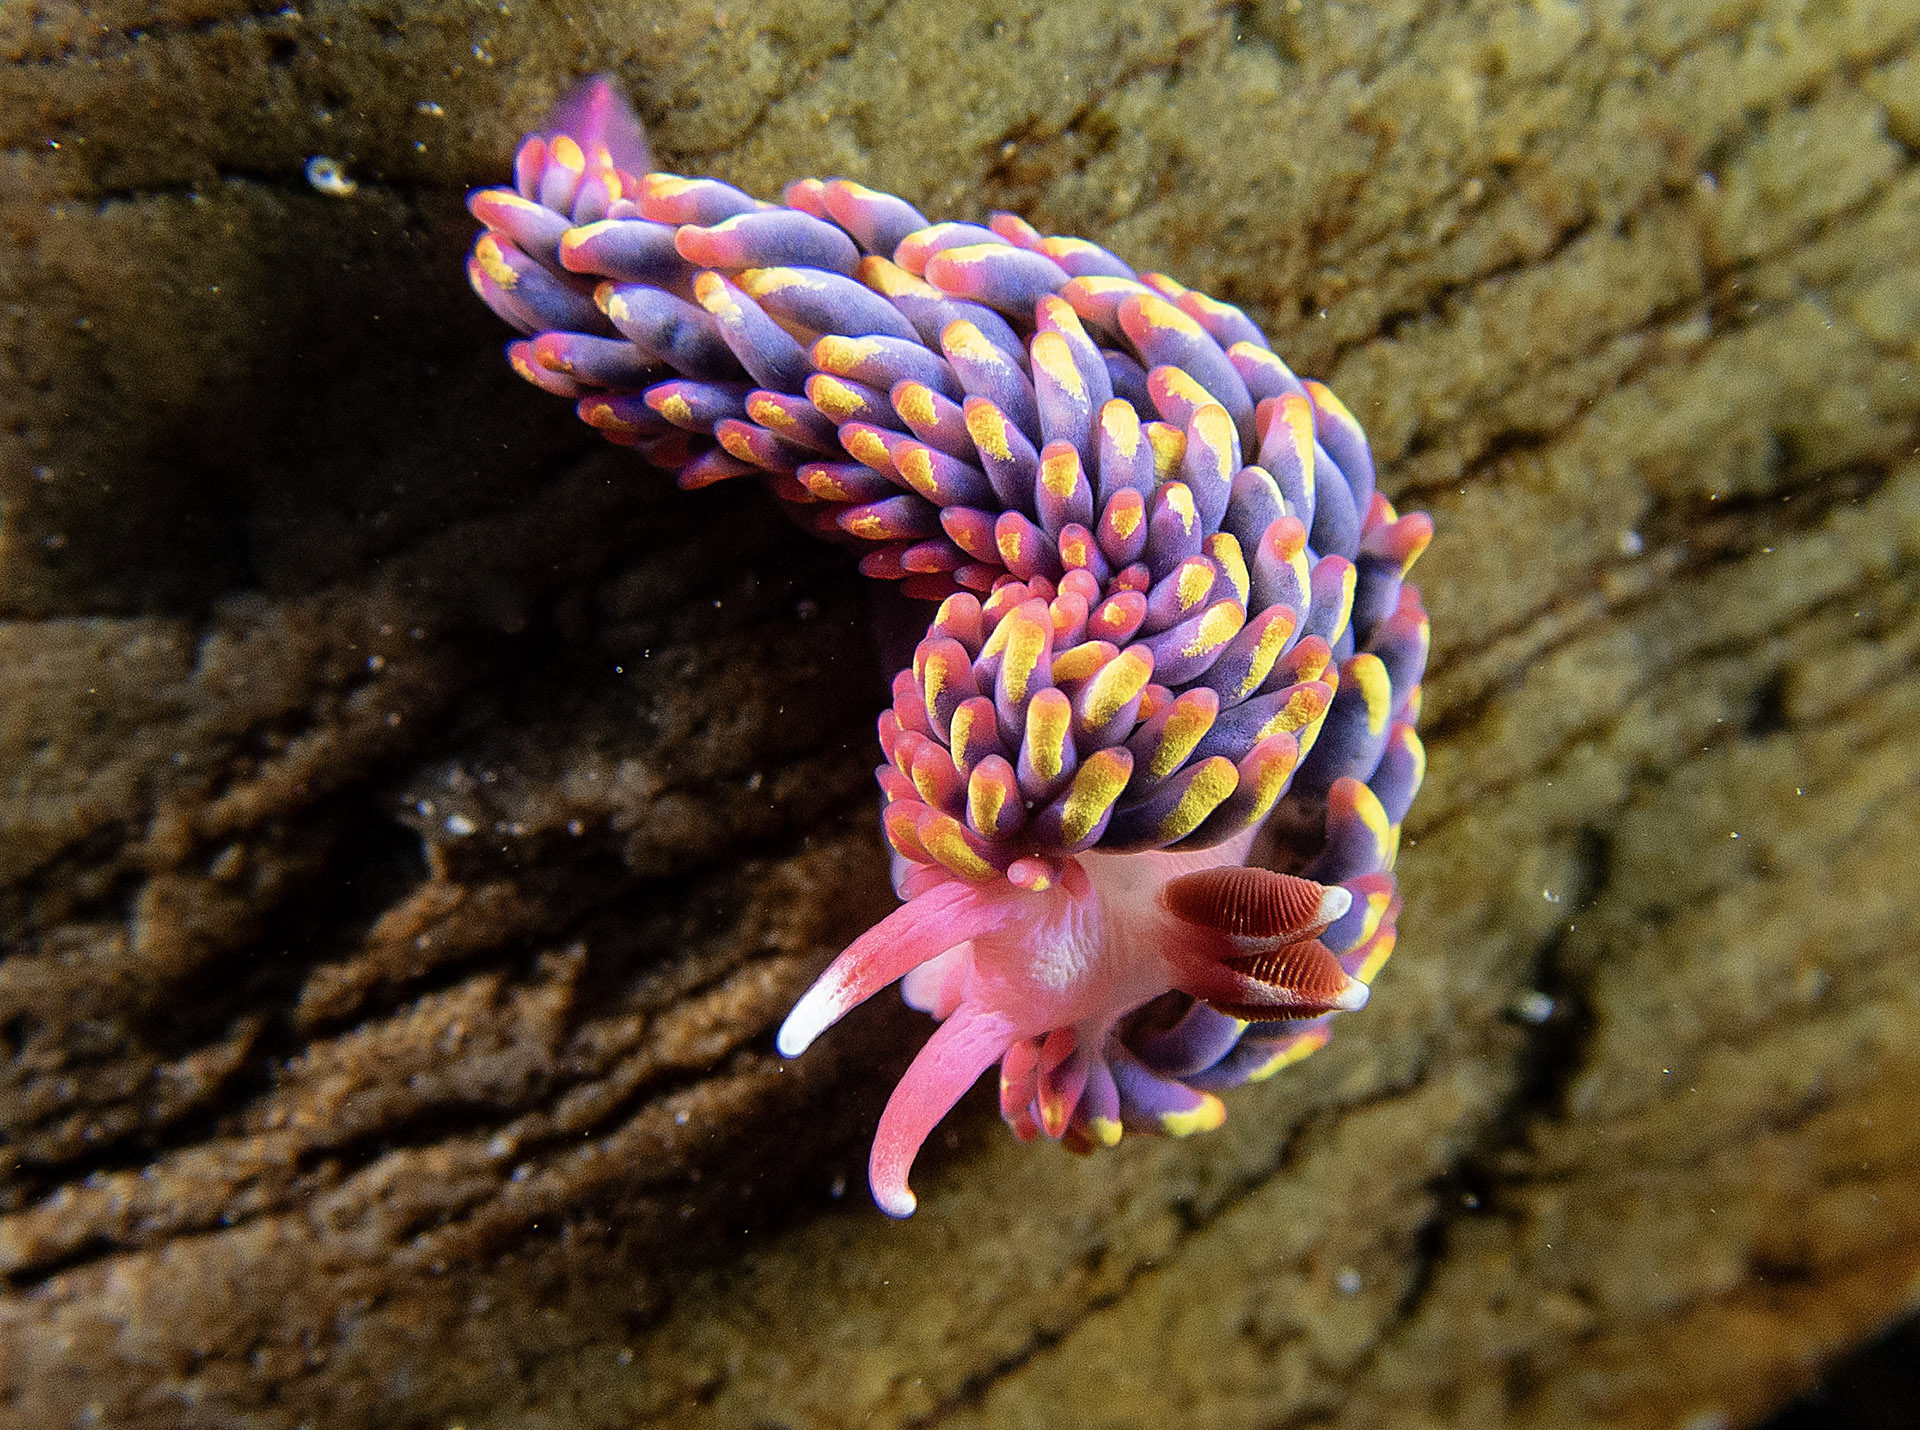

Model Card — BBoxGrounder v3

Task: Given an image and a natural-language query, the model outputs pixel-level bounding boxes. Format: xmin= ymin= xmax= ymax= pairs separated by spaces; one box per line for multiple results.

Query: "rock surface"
xmin=3 ymin=1 xmax=1918 ymax=1427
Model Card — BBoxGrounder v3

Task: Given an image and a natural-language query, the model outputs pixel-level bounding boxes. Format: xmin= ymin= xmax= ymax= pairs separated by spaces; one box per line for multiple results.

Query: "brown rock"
xmin=2 ymin=1 xmax=1917 ymax=1427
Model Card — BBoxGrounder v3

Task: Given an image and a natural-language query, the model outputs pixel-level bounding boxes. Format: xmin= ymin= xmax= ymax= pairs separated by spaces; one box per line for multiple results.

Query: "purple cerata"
xmin=467 ymin=78 xmax=1432 ymax=1217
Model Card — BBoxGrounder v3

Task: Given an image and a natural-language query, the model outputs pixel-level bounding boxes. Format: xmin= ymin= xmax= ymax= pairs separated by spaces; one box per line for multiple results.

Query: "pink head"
xmin=778 ymin=845 xmax=1365 ymax=1217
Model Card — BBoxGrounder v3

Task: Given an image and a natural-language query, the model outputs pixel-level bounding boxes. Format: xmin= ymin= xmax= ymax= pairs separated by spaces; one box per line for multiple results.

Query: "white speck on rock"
xmin=1512 ymin=990 xmax=1556 ymax=1024
xmin=304 ymin=156 xmax=357 ymax=197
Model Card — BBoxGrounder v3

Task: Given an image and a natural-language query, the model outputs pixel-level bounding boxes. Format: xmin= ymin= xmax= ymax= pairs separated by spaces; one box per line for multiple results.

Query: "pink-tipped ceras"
xmin=468 ymin=78 xmax=1431 ymax=1216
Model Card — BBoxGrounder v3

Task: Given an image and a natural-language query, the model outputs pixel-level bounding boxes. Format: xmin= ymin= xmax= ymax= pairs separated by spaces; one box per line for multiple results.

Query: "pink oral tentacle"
xmin=776 ymin=880 xmax=1005 ymax=1057
xmin=869 ymin=1006 xmax=1018 ymax=1217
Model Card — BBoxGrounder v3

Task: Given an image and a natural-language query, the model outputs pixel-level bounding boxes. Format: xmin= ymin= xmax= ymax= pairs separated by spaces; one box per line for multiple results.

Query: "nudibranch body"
xmin=468 ymin=79 xmax=1430 ymax=1217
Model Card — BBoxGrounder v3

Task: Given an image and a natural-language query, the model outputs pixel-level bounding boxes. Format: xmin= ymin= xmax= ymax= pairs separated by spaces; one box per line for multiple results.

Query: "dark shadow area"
xmin=1758 ymin=1312 xmax=1920 ymax=1430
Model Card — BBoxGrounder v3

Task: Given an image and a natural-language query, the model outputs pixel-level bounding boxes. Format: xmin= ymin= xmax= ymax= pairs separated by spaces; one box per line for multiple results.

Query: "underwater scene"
xmin=2 ymin=1 xmax=1917 ymax=1426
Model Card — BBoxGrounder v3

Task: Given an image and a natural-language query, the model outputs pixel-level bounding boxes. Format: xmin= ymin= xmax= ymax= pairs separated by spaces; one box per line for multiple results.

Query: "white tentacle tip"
xmin=776 ymin=994 xmax=830 ymax=1058
xmin=1317 ymin=884 xmax=1353 ymax=926
xmin=1332 ymin=976 xmax=1371 ymax=1013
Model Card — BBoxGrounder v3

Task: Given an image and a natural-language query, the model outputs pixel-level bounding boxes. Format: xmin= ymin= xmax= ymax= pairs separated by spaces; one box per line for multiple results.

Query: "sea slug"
xmin=468 ymin=79 xmax=1430 ymax=1217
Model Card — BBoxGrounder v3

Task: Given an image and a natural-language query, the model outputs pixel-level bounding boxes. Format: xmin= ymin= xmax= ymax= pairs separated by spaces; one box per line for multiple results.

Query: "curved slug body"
xmin=468 ymin=78 xmax=1431 ymax=1216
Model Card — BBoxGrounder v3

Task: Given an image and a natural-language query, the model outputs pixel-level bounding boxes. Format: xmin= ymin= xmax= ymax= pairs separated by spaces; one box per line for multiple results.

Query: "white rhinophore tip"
xmin=1332 ymin=976 xmax=1371 ymax=1012
xmin=1317 ymin=884 xmax=1353 ymax=926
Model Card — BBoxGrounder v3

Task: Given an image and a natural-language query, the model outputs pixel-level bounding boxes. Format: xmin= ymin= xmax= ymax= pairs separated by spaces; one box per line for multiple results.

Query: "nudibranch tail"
xmin=469 ymin=79 xmax=1433 ymax=1216
xmin=544 ymin=73 xmax=654 ymax=180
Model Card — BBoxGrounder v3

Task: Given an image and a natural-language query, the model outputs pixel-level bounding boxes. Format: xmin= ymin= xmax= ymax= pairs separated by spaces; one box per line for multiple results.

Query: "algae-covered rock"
xmin=2 ymin=1 xmax=1917 ymax=1427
